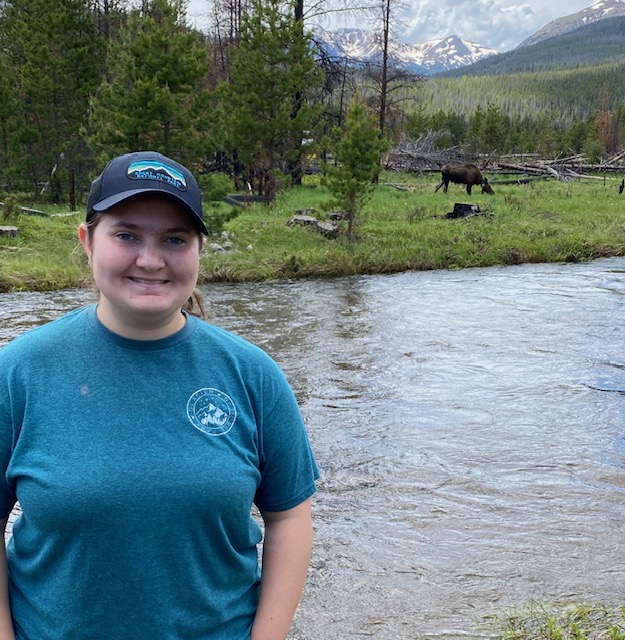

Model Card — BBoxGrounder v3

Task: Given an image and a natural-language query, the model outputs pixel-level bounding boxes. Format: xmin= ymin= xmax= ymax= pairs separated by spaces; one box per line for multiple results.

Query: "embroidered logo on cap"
xmin=186 ymin=388 xmax=237 ymax=436
xmin=127 ymin=160 xmax=187 ymax=191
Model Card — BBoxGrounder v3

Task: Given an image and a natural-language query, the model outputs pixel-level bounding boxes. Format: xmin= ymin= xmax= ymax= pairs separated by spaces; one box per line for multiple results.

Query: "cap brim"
xmin=92 ymin=188 xmax=208 ymax=235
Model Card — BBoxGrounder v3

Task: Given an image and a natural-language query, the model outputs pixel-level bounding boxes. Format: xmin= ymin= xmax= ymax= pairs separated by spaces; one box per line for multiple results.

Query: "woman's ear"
xmin=78 ymin=223 xmax=92 ymax=265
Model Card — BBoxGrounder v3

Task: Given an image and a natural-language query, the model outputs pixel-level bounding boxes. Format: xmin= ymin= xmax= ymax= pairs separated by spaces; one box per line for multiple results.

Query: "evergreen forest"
xmin=1 ymin=0 xmax=625 ymax=209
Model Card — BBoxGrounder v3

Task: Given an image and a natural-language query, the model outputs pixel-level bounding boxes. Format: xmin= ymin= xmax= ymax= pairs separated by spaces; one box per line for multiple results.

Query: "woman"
xmin=0 ymin=151 xmax=319 ymax=640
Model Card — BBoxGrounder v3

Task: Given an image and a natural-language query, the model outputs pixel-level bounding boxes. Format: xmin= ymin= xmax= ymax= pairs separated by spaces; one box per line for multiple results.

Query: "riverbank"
xmin=2 ymin=172 xmax=625 ymax=292
xmin=483 ymin=603 xmax=625 ymax=639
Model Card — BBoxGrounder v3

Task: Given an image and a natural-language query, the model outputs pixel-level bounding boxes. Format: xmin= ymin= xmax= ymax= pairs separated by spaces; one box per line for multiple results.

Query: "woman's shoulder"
xmin=189 ymin=316 xmax=280 ymax=366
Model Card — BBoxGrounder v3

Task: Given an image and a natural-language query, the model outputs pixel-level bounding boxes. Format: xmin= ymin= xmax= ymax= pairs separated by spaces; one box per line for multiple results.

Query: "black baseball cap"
xmin=86 ymin=151 xmax=208 ymax=235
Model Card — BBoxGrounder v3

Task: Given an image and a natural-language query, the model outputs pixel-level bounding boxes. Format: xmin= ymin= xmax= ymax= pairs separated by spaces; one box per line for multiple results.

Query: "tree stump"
xmin=445 ymin=203 xmax=480 ymax=219
xmin=287 ymin=214 xmax=339 ymax=239
xmin=0 ymin=226 xmax=18 ymax=238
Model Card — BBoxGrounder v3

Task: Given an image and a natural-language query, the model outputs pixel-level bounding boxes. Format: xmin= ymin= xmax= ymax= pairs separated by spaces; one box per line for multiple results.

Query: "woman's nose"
xmin=135 ymin=243 xmax=166 ymax=270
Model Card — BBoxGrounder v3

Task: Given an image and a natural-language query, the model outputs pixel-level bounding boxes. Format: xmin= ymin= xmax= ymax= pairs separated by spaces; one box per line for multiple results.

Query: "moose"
xmin=435 ymin=163 xmax=494 ymax=196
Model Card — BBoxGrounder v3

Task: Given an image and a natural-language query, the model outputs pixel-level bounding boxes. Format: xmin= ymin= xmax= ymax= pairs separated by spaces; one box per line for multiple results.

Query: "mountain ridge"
xmin=517 ymin=0 xmax=625 ymax=48
xmin=439 ymin=13 xmax=625 ymax=77
xmin=316 ymin=0 xmax=625 ymax=77
xmin=316 ymin=28 xmax=497 ymax=76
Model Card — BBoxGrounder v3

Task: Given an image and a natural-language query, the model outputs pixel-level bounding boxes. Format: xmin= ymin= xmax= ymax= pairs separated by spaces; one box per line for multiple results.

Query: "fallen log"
xmin=0 ymin=202 xmax=48 ymax=216
xmin=223 ymin=194 xmax=271 ymax=207
xmin=490 ymin=176 xmax=550 ymax=185
xmin=496 ymin=162 xmax=549 ymax=176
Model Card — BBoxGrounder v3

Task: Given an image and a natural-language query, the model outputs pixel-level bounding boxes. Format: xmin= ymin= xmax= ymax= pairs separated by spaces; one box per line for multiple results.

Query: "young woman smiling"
xmin=80 ymin=195 xmax=205 ymax=340
xmin=0 ymin=151 xmax=319 ymax=640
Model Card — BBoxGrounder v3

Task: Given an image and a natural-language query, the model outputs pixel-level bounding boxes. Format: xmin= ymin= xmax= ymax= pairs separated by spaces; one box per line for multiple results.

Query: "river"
xmin=1 ymin=258 xmax=624 ymax=639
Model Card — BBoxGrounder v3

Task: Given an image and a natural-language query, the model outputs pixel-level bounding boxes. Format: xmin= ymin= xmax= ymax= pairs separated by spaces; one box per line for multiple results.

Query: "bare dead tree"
xmin=203 ymin=0 xmax=253 ymax=82
xmin=359 ymin=0 xmax=425 ymax=141
xmin=386 ymin=132 xmax=458 ymax=172
xmin=88 ymin=0 xmax=125 ymax=40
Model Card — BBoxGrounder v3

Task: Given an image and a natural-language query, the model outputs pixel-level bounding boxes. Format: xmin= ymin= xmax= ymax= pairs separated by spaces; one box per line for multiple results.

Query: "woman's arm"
xmin=0 ymin=518 xmax=15 ymax=640
xmin=251 ymin=499 xmax=313 ymax=640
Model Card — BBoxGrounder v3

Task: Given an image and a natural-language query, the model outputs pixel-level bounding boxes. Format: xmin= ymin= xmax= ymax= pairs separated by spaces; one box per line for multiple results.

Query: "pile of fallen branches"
xmin=385 ymin=133 xmax=470 ymax=173
xmin=385 ymin=136 xmax=625 ymax=182
xmin=495 ymin=150 xmax=625 ymax=181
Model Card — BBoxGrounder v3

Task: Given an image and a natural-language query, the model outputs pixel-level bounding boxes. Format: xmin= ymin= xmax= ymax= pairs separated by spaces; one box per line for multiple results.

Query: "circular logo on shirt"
xmin=186 ymin=388 xmax=237 ymax=436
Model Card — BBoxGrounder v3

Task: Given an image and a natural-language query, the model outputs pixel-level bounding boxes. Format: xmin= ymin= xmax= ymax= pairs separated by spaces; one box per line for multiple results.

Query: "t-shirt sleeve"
xmin=254 ymin=365 xmax=319 ymax=513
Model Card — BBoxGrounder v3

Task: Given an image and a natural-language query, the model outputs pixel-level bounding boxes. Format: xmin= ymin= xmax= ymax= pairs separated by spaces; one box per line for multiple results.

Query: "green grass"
xmin=201 ymin=172 xmax=625 ymax=281
xmin=483 ymin=602 xmax=625 ymax=640
xmin=2 ymin=172 xmax=625 ymax=291
xmin=0 ymin=209 xmax=87 ymax=292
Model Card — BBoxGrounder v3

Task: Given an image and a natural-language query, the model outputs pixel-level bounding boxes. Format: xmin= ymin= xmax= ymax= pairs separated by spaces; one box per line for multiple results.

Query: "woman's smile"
xmin=128 ymin=276 xmax=170 ymax=285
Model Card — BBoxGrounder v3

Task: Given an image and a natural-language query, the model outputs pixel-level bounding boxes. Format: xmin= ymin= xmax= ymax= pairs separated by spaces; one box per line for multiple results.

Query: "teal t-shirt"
xmin=0 ymin=305 xmax=319 ymax=640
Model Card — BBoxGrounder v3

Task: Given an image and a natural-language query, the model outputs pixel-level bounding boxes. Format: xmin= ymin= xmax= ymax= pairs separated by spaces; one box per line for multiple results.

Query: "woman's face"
xmin=79 ymin=195 xmax=203 ymax=340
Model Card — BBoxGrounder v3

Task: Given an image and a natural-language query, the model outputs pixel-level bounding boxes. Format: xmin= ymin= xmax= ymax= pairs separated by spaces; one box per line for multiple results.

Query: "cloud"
xmin=186 ymin=0 xmax=596 ymax=52
xmin=354 ymin=0 xmax=592 ymax=52
xmin=400 ymin=0 xmax=540 ymax=51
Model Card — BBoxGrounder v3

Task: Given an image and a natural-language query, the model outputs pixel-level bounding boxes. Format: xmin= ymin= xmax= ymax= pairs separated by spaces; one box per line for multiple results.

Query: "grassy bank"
xmin=483 ymin=602 xmax=625 ymax=640
xmin=2 ymin=172 xmax=625 ymax=292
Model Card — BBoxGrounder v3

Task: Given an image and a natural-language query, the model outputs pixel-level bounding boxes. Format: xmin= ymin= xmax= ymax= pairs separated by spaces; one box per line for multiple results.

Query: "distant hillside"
xmin=518 ymin=0 xmax=625 ymax=48
xmin=422 ymin=62 xmax=625 ymax=126
xmin=440 ymin=15 xmax=625 ymax=77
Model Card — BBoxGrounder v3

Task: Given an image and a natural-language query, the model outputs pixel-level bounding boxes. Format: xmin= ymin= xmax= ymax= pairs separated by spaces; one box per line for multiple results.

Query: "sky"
xmin=185 ymin=0 xmax=599 ymax=52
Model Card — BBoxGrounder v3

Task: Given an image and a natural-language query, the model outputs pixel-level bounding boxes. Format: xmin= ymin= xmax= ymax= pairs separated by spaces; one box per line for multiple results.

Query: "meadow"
xmin=1 ymin=171 xmax=625 ymax=292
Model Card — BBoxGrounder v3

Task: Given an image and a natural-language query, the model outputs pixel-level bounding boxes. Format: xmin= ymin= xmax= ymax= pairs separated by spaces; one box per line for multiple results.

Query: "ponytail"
xmin=184 ymin=288 xmax=208 ymax=320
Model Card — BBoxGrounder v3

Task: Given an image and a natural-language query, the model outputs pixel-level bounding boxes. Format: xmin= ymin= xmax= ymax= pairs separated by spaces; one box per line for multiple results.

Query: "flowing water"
xmin=1 ymin=259 xmax=624 ymax=639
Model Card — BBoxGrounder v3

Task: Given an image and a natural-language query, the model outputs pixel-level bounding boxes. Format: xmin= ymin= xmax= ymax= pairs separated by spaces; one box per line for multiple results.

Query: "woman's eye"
xmin=116 ymin=233 xmax=136 ymax=242
xmin=167 ymin=237 xmax=186 ymax=245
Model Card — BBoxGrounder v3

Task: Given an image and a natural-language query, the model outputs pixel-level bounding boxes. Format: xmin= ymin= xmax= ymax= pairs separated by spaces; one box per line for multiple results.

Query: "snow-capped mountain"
xmin=517 ymin=0 xmax=625 ymax=48
xmin=316 ymin=28 xmax=497 ymax=76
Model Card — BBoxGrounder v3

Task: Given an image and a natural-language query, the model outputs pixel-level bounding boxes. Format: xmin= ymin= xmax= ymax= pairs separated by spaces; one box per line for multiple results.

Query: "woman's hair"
xmin=184 ymin=289 xmax=208 ymax=320
xmin=83 ymin=213 xmax=209 ymax=321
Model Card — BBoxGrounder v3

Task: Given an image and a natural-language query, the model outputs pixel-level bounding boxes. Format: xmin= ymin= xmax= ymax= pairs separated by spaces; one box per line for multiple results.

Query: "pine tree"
xmin=322 ymin=99 xmax=388 ymax=242
xmin=0 ymin=0 xmax=104 ymax=198
xmin=0 ymin=53 xmax=18 ymax=183
xmin=215 ymin=0 xmax=323 ymax=197
xmin=481 ymin=103 xmax=509 ymax=154
xmin=85 ymin=0 xmax=211 ymax=167
xmin=466 ymin=105 xmax=485 ymax=153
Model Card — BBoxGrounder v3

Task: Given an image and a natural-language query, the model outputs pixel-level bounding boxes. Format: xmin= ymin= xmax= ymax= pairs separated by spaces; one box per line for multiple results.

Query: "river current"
xmin=1 ymin=258 xmax=624 ymax=638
